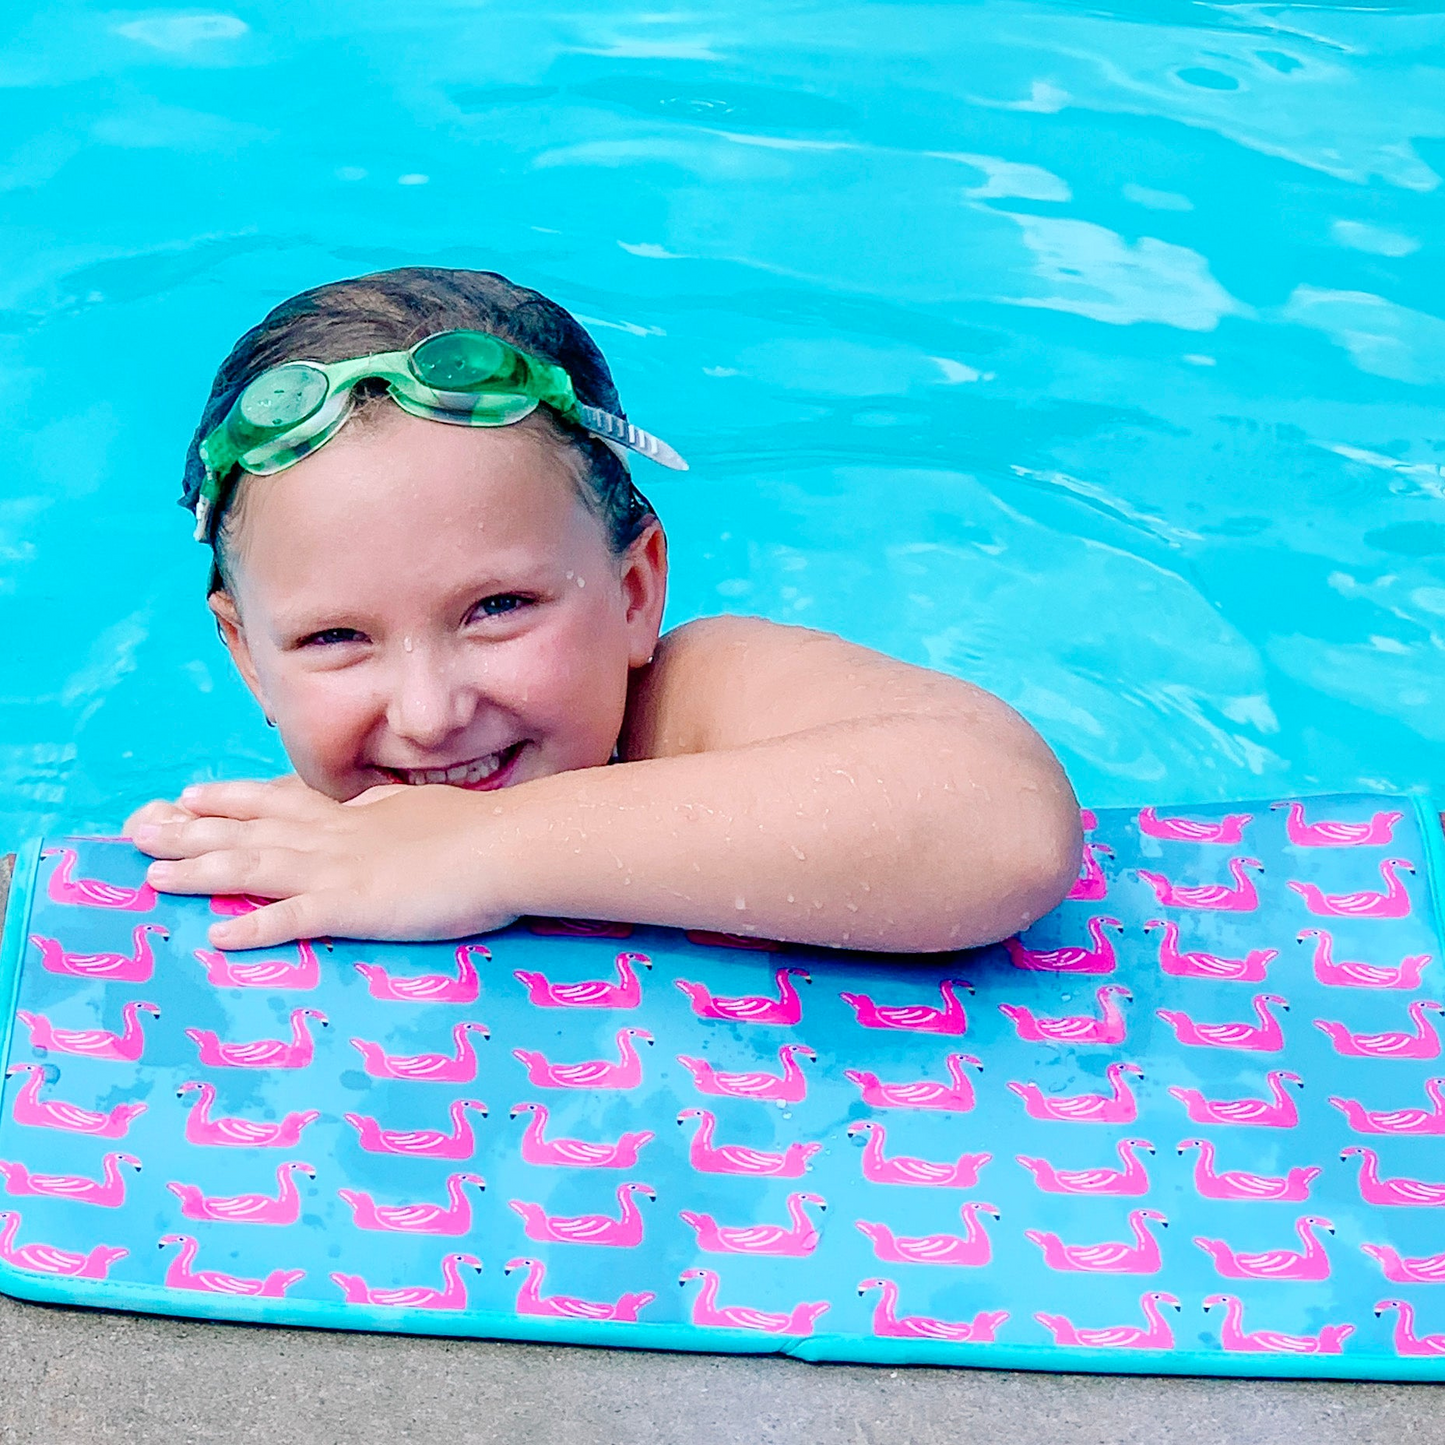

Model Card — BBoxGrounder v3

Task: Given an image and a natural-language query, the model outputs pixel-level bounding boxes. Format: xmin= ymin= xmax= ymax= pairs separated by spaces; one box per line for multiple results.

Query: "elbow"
xmin=1015 ymin=798 xmax=1084 ymax=932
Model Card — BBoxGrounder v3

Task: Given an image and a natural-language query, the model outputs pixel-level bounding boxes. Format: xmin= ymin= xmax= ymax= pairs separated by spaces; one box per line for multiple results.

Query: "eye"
xmin=470 ymin=593 xmax=531 ymax=620
xmin=298 ymin=626 xmax=366 ymax=647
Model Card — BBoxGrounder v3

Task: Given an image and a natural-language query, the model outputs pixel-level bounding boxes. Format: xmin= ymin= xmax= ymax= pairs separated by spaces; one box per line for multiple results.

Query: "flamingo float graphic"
xmin=1015 ymin=1138 xmax=1155 ymax=1197
xmin=16 ymin=1000 xmax=160 ymax=1061
xmin=510 ymin=1101 xmax=654 ymax=1169
xmin=675 ymin=1044 xmax=815 ymax=1103
xmin=332 ymin=1254 xmax=480 ymax=1310
xmin=193 ymin=939 xmax=320 ymax=990
xmin=1272 ymin=800 xmax=1402 ymax=847
xmin=1361 ymin=1243 xmax=1445 ymax=1284
xmin=0 ymin=1152 xmax=140 ymax=1207
xmin=178 ymin=1080 xmax=320 ymax=1148
xmin=680 ymin=1268 xmax=830 ymax=1336
xmin=678 ymin=1108 xmax=820 ymax=1177
xmin=0 ymin=1211 xmax=127 ymax=1278
xmin=210 ymin=893 xmax=268 ymax=916
xmin=509 ymin=1182 xmax=655 ymax=1247
xmin=42 ymin=847 xmax=156 ymax=911
xmin=507 ymin=1257 xmax=654 ymax=1321
xmin=160 ymin=1234 xmax=304 ymax=1297
xmin=513 ymin=1027 xmax=652 ymax=1090
xmin=1068 ymin=842 xmax=1113 ymax=902
xmin=1137 ymin=808 xmax=1252 ymax=844
xmin=998 ymin=984 xmax=1131 ymax=1045
xmin=1080 ymin=808 xmax=1098 ymax=832
xmin=838 ymin=978 xmax=971 ymax=1035
xmin=345 ymin=1098 xmax=488 ymax=1159
xmin=1341 ymin=1146 xmax=1445 ymax=1207
xmin=1137 ymin=857 xmax=1262 ymax=912
xmin=513 ymin=951 xmax=650 ymax=1008
xmin=1155 ymin=993 xmax=1288 ymax=1052
xmin=1204 ymin=1295 xmax=1353 ymax=1354
xmin=1144 ymin=919 xmax=1279 ymax=982
xmin=354 ymin=943 xmax=487 ymax=1003
xmin=30 ymin=923 xmax=167 ymax=982
xmin=1026 ymin=1209 xmax=1168 ymax=1274
xmin=1176 ymin=1139 xmax=1320 ymax=1202
xmin=1007 ymin=1061 xmax=1143 ymax=1124
xmin=674 ymin=966 xmax=810 ymax=1024
xmin=1169 ymin=1070 xmax=1303 ymax=1128
xmin=858 ymin=1280 xmax=1008 ymax=1342
xmin=6 ymin=1063 xmax=146 ymax=1137
xmin=1034 ymin=1292 xmax=1179 ymax=1350
xmin=1005 ymin=916 xmax=1121 ymax=974
xmin=338 ymin=1173 xmax=485 ymax=1235
xmin=843 ymin=1053 xmax=982 ymax=1111
xmin=1298 ymin=928 xmax=1431 ymax=990
xmin=679 ymin=1192 xmax=826 ymax=1257
xmin=349 ymin=1021 xmax=490 ymax=1082
xmin=166 ymin=1161 xmax=315 ymax=1225
xmin=685 ymin=930 xmax=781 ymax=951
xmin=1314 ymin=1000 xmax=1444 ymax=1060
xmin=1193 ymin=1215 xmax=1333 ymax=1280
xmin=1328 ymin=1077 xmax=1445 ymax=1135
xmin=1375 ymin=1299 xmax=1445 ymax=1356
xmin=186 ymin=1008 xmax=327 ymax=1070
xmin=846 ymin=1120 xmax=990 ymax=1187
xmin=526 ymin=916 xmax=633 ymax=938
xmin=854 ymin=1201 xmax=1000 ymax=1266
xmin=1288 ymin=858 xmax=1414 ymax=919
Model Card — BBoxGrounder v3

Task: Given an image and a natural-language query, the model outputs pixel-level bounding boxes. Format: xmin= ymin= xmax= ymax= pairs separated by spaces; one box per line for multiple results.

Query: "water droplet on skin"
xmin=577 ymin=575 xmax=586 ymax=588
xmin=403 ymin=636 xmax=414 ymax=652
xmin=791 ymin=846 xmax=806 ymax=861
xmin=734 ymin=895 xmax=746 ymax=910
xmin=786 ymin=894 xmax=795 ymax=904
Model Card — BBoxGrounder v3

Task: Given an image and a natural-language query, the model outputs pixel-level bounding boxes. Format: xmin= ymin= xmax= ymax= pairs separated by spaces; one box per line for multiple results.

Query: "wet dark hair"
xmin=182 ymin=266 xmax=656 ymax=593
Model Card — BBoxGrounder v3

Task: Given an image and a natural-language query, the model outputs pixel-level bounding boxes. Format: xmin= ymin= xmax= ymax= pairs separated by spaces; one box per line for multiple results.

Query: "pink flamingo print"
xmin=331 ymin=1254 xmax=480 ymax=1310
xmin=843 ymin=1053 xmax=982 ymax=1111
xmin=1068 ymin=842 xmax=1114 ymax=902
xmin=354 ymin=943 xmax=488 ymax=1003
xmin=1155 ymin=993 xmax=1288 ymax=1052
xmin=526 ymin=916 xmax=633 ymax=938
xmin=193 ymin=939 xmax=319 ymax=990
xmin=1137 ymin=857 xmax=1262 ymax=912
xmin=211 ymin=893 xmax=268 ymax=916
xmin=160 ymin=1234 xmax=304 ymax=1297
xmin=29 ymin=923 xmax=167 ymax=982
xmin=16 ymin=1000 xmax=160 ymax=1061
xmin=1288 ymin=858 xmax=1414 ymax=919
xmin=344 ymin=1098 xmax=488 ymax=1159
xmin=6 ymin=1063 xmax=146 ymax=1137
xmin=674 ymin=966 xmax=810 ymax=1024
xmin=1144 ymin=919 xmax=1278 ymax=983
xmin=684 ymin=930 xmax=781 ymax=951
xmin=678 ymin=1192 xmax=826 ymax=1257
xmin=1193 ymin=1214 xmax=1333 ymax=1280
xmin=1328 ymin=1077 xmax=1445 ymax=1135
xmin=1007 ymin=1061 xmax=1143 ymax=1124
xmin=177 ymin=1080 xmax=319 ymax=1148
xmin=0 ymin=1211 xmax=127 ymax=1278
xmin=1169 ymin=1070 xmax=1303 ymax=1128
xmin=1015 ymin=1138 xmax=1154 ymax=1197
xmin=1298 ymin=928 xmax=1431 ymax=990
xmin=838 ymin=978 xmax=972 ymax=1035
xmin=859 ymin=1279 xmax=1008 ymax=1342
xmin=1272 ymin=800 xmax=1402 ymax=847
xmin=513 ymin=951 xmax=650 ymax=1008
xmin=508 ymin=1182 xmax=655 ymax=1247
xmin=166 ymin=1161 xmax=314 ymax=1225
xmin=1137 ymin=807 xmax=1252 ymax=844
xmin=676 ymin=1044 xmax=815 ymax=1103
xmin=1005 ymin=915 xmax=1121 ymax=974
xmin=42 ymin=847 xmax=156 ymax=911
xmin=1361 ymin=1243 xmax=1445 ymax=1284
xmin=0 ymin=1152 xmax=140 ymax=1208
xmin=1176 ymin=1139 xmax=1320 ymax=1202
xmin=846 ymin=1120 xmax=991 ymax=1187
xmin=1204 ymin=1294 xmax=1353 ymax=1354
xmin=680 ymin=1267 xmax=830 ymax=1336
xmin=349 ymin=1021 xmax=490 ymax=1082
xmin=677 ymin=1108 xmax=821 ymax=1177
xmin=512 ymin=1027 xmax=652 ymax=1090
xmin=1375 ymin=1299 xmax=1445 ymax=1356
xmin=509 ymin=1101 xmax=654 ymax=1169
xmin=1341 ymin=1146 xmax=1445 ymax=1207
xmin=1080 ymin=807 xmax=1098 ymax=832
xmin=1314 ymin=1000 xmax=1444 ymax=1060
xmin=186 ymin=1008 xmax=327 ymax=1070
xmin=1034 ymin=1291 xmax=1179 ymax=1350
xmin=998 ymin=984 xmax=1131 ymax=1045
xmin=506 ymin=1256 xmax=655 ymax=1321
xmin=338 ymin=1173 xmax=485 ymax=1235
xmin=1026 ymin=1209 xmax=1168 ymax=1274
xmin=854 ymin=1201 xmax=1000 ymax=1266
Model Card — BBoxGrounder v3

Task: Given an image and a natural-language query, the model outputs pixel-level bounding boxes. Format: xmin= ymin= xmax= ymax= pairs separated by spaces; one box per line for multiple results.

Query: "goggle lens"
xmin=410 ymin=330 xmax=512 ymax=391
xmin=237 ymin=362 xmax=330 ymax=431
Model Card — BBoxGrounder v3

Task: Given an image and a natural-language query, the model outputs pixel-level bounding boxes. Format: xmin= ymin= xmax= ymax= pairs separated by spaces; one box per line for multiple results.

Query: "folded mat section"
xmin=2 ymin=792 xmax=1444 ymax=1379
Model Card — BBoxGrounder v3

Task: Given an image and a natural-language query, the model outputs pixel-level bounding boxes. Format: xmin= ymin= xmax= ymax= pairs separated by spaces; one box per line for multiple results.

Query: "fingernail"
xmin=147 ymin=861 xmax=174 ymax=884
xmin=181 ymin=786 xmax=203 ymax=801
xmin=134 ymin=825 xmax=159 ymax=844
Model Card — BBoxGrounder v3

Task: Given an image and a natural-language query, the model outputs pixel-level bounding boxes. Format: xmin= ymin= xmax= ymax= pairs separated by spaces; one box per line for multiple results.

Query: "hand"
xmin=131 ymin=777 xmax=517 ymax=949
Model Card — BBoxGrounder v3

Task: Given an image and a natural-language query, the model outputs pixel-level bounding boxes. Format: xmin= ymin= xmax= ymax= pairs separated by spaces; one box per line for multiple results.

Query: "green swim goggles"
xmin=193 ymin=328 xmax=688 ymax=541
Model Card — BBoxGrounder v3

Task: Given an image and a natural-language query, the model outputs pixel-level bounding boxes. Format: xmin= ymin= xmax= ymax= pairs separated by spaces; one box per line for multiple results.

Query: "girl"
xmin=128 ymin=267 xmax=1080 ymax=954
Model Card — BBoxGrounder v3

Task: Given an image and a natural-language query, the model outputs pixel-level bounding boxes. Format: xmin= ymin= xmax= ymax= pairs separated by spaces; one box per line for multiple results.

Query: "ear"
xmin=208 ymin=590 xmax=273 ymax=718
xmin=619 ymin=520 xmax=668 ymax=669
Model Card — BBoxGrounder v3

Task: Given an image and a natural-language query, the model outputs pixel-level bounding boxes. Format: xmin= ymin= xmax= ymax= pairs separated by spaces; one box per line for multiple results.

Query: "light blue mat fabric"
xmin=2 ymin=793 xmax=1445 ymax=1378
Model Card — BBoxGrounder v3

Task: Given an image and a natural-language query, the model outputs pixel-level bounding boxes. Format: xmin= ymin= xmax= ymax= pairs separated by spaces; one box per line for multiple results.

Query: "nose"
xmin=385 ymin=641 xmax=478 ymax=751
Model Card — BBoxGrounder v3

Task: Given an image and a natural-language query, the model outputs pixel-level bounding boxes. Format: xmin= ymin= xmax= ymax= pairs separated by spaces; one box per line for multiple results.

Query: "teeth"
xmin=395 ymin=751 xmax=506 ymax=787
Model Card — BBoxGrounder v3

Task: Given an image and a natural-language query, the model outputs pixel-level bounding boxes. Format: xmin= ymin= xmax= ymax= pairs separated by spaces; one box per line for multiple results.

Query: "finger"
xmin=145 ymin=846 xmax=313 ymax=900
xmin=211 ymin=889 xmax=353 ymax=951
xmin=121 ymin=799 xmax=197 ymax=837
xmin=178 ymin=778 xmax=336 ymax=824
xmin=132 ymin=815 xmax=292 ymax=861
xmin=345 ymin=784 xmax=411 ymax=807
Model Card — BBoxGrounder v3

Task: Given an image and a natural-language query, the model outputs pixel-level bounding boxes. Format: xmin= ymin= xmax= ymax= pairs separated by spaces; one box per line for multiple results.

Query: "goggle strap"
xmin=576 ymin=404 xmax=689 ymax=472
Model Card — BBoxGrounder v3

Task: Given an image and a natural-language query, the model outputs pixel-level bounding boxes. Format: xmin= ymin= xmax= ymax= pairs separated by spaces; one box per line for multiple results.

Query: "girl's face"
xmin=210 ymin=407 xmax=667 ymax=801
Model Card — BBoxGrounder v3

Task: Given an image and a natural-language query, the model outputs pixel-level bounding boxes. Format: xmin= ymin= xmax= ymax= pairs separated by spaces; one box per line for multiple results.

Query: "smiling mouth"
xmin=382 ymin=742 xmax=525 ymax=789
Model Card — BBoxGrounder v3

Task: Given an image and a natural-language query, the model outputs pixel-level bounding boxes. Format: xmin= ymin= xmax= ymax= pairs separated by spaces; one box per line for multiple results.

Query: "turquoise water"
xmin=2 ymin=1 xmax=1443 ymax=845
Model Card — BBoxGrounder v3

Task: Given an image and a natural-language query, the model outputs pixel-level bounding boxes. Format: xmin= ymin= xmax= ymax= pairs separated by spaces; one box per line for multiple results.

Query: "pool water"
xmin=2 ymin=0 xmax=1443 ymax=844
